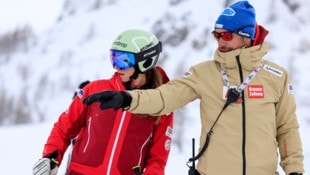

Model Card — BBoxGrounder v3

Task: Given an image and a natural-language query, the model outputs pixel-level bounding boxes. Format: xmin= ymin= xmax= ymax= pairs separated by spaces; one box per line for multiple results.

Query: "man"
xmin=83 ymin=1 xmax=304 ymax=175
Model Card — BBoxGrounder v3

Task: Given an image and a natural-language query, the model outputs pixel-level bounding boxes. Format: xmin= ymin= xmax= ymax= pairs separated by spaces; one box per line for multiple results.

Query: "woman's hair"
xmin=137 ymin=67 xmax=164 ymax=119
xmin=122 ymin=67 xmax=164 ymax=90
xmin=145 ymin=67 xmax=163 ymax=89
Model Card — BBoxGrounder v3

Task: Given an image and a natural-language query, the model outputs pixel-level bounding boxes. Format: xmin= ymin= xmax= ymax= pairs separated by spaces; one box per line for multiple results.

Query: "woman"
xmin=33 ymin=29 xmax=173 ymax=175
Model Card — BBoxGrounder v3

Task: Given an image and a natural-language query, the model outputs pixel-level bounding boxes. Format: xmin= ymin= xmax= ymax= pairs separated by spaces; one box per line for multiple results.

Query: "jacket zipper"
xmin=137 ymin=133 xmax=153 ymax=166
xmin=83 ymin=117 xmax=92 ymax=153
xmin=236 ymin=56 xmax=247 ymax=175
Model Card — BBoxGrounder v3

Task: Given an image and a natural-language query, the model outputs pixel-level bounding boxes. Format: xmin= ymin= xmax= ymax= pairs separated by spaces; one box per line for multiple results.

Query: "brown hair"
xmin=144 ymin=67 xmax=164 ymax=89
xmin=138 ymin=67 xmax=164 ymax=120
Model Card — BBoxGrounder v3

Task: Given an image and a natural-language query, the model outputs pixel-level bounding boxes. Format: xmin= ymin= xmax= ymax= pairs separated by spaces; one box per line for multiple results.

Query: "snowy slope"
xmin=0 ymin=105 xmax=309 ymax=174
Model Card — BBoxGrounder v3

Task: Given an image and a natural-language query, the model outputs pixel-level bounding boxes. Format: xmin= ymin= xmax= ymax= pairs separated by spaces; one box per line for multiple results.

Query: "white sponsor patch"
xmin=183 ymin=71 xmax=192 ymax=77
xmin=263 ymin=65 xmax=283 ymax=77
xmin=288 ymin=84 xmax=294 ymax=94
xmin=165 ymin=139 xmax=171 ymax=151
xmin=166 ymin=126 xmax=173 ymax=138
xmin=77 ymin=89 xmax=84 ymax=98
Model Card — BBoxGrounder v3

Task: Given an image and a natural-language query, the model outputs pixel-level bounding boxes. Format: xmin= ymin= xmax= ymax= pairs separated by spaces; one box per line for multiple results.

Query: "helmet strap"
xmin=123 ymin=67 xmax=139 ymax=90
xmin=130 ymin=65 xmax=140 ymax=79
xmin=124 ymin=69 xmax=143 ymax=90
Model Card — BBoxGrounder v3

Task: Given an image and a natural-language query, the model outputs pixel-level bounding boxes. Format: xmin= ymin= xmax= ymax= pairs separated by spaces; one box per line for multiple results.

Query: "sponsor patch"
xmin=263 ymin=65 xmax=283 ymax=77
xmin=183 ymin=71 xmax=192 ymax=77
xmin=77 ymin=89 xmax=84 ymax=99
xmin=165 ymin=139 xmax=171 ymax=151
xmin=248 ymin=85 xmax=264 ymax=98
xmin=288 ymin=84 xmax=294 ymax=94
xmin=113 ymin=40 xmax=127 ymax=48
xmin=221 ymin=7 xmax=236 ymax=16
xmin=166 ymin=126 xmax=173 ymax=138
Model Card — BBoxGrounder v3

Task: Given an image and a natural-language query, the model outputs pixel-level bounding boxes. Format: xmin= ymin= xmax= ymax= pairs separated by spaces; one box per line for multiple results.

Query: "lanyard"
xmin=187 ymin=60 xmax=264 ymax=168
xmin=220 ymin=60 xmax=264 ymax=94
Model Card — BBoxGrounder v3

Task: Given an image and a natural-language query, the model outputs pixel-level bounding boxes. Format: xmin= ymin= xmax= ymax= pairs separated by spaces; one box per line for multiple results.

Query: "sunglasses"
xmin=212 ymin=24 xmax=255 ymax=41
xmin=212 ymin=31 xmax=234 ymax=41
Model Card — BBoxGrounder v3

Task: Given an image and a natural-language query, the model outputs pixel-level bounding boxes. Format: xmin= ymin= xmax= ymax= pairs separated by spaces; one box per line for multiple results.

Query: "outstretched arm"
xmin=83 ymin=77 xmax=199 ymax=116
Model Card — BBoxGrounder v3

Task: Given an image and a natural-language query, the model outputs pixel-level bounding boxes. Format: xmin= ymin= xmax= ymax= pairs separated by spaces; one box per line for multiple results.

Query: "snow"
xmin=0 ymin=0 xmax=63 ymax=34
xmin=0 ymin=102 xmax=309 ymax=174
xmin=0 ymin=0 xmax=309 ymax=174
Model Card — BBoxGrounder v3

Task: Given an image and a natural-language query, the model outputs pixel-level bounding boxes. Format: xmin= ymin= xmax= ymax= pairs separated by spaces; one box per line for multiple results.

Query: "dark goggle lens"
xmin=212 ymin=31 xmax=233 ymax=41
xmin=110 ymin=50 xmax=136 ymax=70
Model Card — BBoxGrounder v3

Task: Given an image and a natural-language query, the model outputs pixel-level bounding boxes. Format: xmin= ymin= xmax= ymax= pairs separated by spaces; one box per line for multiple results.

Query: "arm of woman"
xmin=143 ymin=112 xmax=174 ymax=175
xmin=42 ymin=94 xmax=88 ymax=165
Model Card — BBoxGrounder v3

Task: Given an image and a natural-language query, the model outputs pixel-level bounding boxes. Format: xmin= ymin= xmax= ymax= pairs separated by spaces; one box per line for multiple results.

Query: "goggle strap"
xmin=135 ymin=42 xmax=162 ymax=62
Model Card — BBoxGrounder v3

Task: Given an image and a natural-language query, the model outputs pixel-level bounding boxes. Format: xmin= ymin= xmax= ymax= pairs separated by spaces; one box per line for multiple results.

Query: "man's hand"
xmin=83 ymin=91 xmax=132 ymax=110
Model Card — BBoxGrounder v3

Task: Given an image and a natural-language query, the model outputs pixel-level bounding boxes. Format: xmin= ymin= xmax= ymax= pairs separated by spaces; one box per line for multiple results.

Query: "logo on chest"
xmin=248 ymin=85 xmax=264 ymax=98
xmin=222 ymin=85 xmax=264 ymax=100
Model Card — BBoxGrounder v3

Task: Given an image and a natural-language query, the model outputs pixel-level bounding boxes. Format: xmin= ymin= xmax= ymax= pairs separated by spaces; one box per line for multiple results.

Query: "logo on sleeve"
xmin=263 ymin=65 xmax=283 ymax=77
xmin=248 ymin=85 xmax=264 ymax=98
xmin=166 ymin=126 xmax=173 ymax=138
xmin=288 ymin=84 xmax=294 ymax=94
xmin=183 ymin=71 xmax=192 ymax=77
xmin=165 ymin=139 xmax=171 ymax=151
xmin=77 ymin=89 xmax=84 ymax=99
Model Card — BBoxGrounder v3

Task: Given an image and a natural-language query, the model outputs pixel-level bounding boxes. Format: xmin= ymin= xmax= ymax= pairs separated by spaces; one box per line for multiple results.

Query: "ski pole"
xmin=192 ymin=138 xmax=195 ymax=170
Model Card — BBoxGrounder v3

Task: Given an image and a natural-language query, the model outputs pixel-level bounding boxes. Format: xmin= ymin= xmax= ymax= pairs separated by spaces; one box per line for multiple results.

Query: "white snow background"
xmin=0 ymin=0 xmax=309 ymax=174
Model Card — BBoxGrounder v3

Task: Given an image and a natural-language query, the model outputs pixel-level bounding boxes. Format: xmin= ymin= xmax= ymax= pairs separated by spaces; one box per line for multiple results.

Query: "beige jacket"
xmin=128 ymin=43 xmax=304 ymax=175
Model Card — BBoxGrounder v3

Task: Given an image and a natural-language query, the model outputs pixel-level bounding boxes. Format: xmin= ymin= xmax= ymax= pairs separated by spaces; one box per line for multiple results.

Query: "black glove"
xmin=289 ymin=173 xmax=303 ymax=175
xmin=83 ymin=90 xmax=132 ymax=110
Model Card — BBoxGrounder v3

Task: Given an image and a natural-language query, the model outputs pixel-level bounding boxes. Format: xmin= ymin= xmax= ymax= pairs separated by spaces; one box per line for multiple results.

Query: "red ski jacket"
xmin=43 ymin=66 xmax=173 ymax=175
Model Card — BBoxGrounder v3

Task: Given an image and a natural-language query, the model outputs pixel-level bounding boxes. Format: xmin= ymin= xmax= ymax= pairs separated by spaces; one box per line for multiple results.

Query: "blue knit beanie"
xmin=215 ymin=1 xmax=256 ymax=40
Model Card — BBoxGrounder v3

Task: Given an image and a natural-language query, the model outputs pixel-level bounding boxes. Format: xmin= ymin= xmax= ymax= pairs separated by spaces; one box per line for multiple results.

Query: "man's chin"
xmin=219 ymin=48 xmax=232 ymax=52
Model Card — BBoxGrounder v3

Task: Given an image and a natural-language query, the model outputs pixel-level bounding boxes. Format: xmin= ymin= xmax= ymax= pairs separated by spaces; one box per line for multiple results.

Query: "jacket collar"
xmin=109 ymin=72 xmax=126 ymax=91
xmin=214 ymin=42 xmax=269 ymax=71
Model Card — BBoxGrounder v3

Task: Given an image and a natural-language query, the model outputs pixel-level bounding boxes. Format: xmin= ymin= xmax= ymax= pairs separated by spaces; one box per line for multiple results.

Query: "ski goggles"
xmin=110 ymin=50 xmax=136 ymax=70
xmin=110 ymin=42 xmax=162 ymax=71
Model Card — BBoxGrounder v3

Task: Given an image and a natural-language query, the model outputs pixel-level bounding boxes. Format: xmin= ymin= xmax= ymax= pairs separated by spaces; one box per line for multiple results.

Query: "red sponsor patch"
xmin=248 ymin=85 xmax=264 ymax=98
